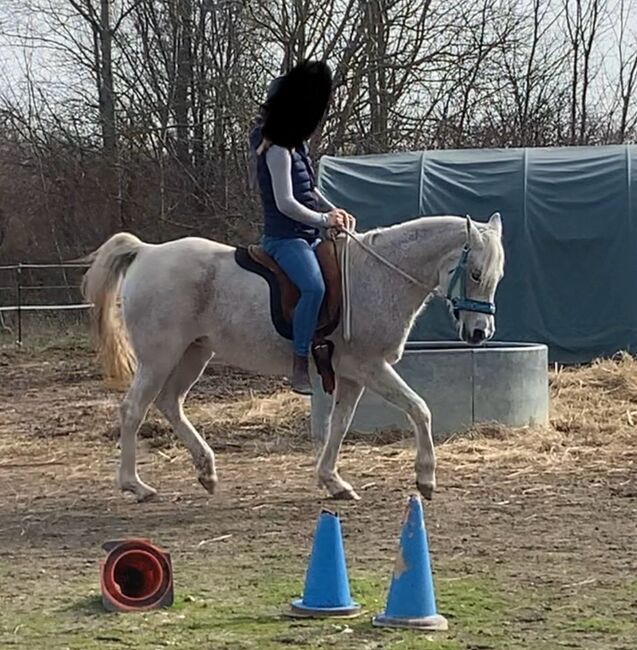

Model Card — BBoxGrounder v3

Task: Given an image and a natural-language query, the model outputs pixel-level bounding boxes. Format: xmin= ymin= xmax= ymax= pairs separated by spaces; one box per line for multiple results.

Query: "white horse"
xmin=83 ymin=213 xmax=504 ymax=502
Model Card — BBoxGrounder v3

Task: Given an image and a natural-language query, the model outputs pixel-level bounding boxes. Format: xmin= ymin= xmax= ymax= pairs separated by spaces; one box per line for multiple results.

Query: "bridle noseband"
xmin=446 ymin=244 xmax=496 ymax=319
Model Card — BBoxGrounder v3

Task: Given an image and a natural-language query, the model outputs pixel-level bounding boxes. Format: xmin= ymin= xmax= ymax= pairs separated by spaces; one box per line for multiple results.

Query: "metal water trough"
xmin=352 ymin=342 xmax=549 ymax=440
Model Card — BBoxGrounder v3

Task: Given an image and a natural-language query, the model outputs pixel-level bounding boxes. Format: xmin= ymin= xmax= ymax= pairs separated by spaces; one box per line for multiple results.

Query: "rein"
xmin=342 ymin=229 xmax=428 ymax=289
xmin=339 ymin=228 xmax=428 ymax=342
xmin=339 ymin=226 xmax=495 ymax=342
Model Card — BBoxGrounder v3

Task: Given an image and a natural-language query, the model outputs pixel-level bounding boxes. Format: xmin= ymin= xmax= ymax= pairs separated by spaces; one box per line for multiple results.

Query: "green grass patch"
xmin=567 ymin=616 xmax=634 ymax=635
xmin=556 ymin=580 xmax=637 ymax=641
xmin=1 ymin=559 xmax=635 ymax=649
xmin=0 ymin=560 xmax=511 ymax=650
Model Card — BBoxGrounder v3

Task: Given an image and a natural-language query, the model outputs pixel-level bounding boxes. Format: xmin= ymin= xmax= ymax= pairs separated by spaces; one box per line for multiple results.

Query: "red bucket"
xmin=100 ymin=538 xmax=173 ymax=612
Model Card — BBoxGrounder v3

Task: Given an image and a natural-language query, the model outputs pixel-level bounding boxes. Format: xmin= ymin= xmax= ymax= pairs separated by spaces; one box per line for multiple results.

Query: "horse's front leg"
xmin=317 ymin=376 xmax=365 ymax=500
xmin=364 ymin=361 xmax=436 ymax=500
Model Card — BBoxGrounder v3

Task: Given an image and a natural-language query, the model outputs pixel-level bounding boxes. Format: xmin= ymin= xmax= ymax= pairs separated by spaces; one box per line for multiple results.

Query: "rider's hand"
xmin=326 ymin=209 xmax=347 ymax=230
xmin=326 ymin=208 xmax=356 ymax=231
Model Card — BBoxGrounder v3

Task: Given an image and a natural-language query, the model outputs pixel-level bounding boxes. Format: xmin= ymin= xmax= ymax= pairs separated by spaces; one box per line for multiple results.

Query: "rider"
xmin=249 ymin=60 xmax=352 ymax=395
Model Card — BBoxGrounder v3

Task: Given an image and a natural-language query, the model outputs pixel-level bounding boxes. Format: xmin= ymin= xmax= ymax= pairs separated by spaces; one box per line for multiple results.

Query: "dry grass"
xmin=441 ymin=353 xmax=637 ymax=473
xmin=185 ymin=355 xmax=637 ymax=472
xmin=126 ymin=391 xmax=314 ymax=453
xmin=195 ymin=391 xmax=310 ymax=442
xmin=160 ymin=353 xmax=637 ymax=478
xmin=4 ymin=342 xmax=637 ymax=478
xmin=170 ymin=353 xmax=637 ymax=474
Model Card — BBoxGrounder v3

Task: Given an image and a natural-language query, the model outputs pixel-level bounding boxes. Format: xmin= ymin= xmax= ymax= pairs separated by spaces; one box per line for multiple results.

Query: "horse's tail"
xmin=81 ymin=232 xmax=142 ymax=386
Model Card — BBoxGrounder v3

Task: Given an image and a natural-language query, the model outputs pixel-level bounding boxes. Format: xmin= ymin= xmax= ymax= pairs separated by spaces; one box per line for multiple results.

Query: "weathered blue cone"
xmin=290 ymin=509 xmax=361 ymax=618
xmin=373 ymin=494 xmax=448 ymax=630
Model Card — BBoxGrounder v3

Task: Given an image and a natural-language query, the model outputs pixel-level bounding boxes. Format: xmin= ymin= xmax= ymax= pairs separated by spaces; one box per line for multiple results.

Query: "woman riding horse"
xmin=249 ymin=60 xmax=353 ymax=395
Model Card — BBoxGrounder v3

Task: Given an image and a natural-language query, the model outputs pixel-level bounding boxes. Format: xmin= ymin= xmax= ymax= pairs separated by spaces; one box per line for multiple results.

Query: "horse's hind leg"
xmin=310 ymin=379 xmax=332 ymax=450
xmin=317 ymin=376 xmax=365 ymax=500
xmin=118 ymin=361 xmax=175 ymax=501
xmin=154 ymin=340 xmax=217 ymax=495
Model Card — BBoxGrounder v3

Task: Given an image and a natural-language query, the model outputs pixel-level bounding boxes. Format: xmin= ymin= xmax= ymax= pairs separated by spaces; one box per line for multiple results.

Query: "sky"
xmin=0 ymin=0 xmax=633 ymax=113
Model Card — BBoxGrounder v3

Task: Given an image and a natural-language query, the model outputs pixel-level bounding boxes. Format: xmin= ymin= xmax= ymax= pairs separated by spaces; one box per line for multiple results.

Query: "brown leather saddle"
xmin=234 ymin=240 xmax=341 ymax=393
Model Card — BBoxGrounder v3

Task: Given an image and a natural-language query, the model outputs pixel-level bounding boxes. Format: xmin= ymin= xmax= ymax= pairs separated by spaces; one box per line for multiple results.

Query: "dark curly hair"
xmin=260 ymin=60 xmax=333 ymax=149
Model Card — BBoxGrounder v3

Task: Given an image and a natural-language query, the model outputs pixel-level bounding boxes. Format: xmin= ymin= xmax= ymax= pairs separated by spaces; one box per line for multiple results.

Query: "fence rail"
xmin=0 ymin=263 xmax=90 ymax=270
xmin=0 ymin=262 xmax=92 ymax=343
xmin=0 ymin=304 xmax=92 ymax=312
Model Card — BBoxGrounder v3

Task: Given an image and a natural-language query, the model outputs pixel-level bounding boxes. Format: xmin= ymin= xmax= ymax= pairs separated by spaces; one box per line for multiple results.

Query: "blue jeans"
xmin=262 ymin=236 xmax=325 ymax=357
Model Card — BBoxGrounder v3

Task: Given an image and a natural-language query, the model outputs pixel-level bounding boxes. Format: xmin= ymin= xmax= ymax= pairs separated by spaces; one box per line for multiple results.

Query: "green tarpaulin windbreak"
xmin=318 ymin=145 xmax=637 ymax=363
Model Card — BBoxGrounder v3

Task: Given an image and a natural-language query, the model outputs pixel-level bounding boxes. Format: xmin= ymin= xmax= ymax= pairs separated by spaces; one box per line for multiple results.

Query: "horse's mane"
xmin=359 ymin=215 xmax=444 ymax=245
xmin=360 ymin=215 xmax=504 ymax=287
xmin=475 ymin=223 xmax=505 ymax=289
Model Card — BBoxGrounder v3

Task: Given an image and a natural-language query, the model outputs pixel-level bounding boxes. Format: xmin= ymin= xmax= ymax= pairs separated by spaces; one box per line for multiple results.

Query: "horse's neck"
xmin=350 ymin=217 xmax=466 ymax=355
xmin=364 ymin=216 xmax=467 ymax=290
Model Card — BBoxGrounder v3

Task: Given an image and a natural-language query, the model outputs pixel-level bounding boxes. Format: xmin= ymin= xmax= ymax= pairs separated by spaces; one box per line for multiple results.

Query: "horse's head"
xmin=438 ymin=212 xmax=504 ymax=345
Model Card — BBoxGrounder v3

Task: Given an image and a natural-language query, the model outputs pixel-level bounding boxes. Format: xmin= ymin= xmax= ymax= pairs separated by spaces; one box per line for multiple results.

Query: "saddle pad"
xmin=234 ymin=247 xmax=293 ymax=341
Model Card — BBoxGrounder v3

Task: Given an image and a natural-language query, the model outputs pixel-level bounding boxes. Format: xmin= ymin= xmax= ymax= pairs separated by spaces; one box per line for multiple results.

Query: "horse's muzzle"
xmin=461 ymin=325 xmax=487 ymax=346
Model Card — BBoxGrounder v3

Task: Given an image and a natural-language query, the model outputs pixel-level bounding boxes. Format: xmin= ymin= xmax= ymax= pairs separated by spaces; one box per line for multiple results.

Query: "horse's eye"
xmin=470 ymin=270 xmax=482 ymax=283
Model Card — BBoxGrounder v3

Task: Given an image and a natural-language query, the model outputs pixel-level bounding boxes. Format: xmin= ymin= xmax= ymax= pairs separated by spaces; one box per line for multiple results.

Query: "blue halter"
xmin=446 ymin=244 xmax=496 ymax=318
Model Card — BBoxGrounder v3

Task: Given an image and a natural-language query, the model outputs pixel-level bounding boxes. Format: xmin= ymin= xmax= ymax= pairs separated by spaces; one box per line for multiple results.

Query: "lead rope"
xmin=340 ymin=233 xmax=352 ymax=341
xmin=338 ymin=228 xmax=429 ymax=343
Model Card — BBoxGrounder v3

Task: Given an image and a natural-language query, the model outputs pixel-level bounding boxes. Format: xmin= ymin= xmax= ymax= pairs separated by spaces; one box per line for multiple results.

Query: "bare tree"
xmin=615 ymin=0 xmax=637 ymax=140
xmin=1 ymin=0 xmax=636 ymax=264
xmin=564 ymin=0 xmax=605 ymax=143
xmin=493 ymin=0 xmax=569 ymax=147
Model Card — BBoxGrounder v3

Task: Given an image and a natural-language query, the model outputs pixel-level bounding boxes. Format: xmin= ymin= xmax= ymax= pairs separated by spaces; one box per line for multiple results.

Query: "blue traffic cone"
xmin=290 ymin=509 xmax=361 ymax=618
xmin=373 ymin=494 xmax=448 ymax=630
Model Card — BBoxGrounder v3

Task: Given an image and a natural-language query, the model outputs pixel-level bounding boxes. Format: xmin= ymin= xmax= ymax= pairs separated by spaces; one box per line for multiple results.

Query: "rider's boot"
xmin=291 ymin=354 xmax=313 ymax=396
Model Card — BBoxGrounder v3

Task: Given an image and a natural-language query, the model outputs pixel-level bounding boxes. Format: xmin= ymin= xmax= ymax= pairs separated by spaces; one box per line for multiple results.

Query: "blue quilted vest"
xmin=249 ymin=125 xmax=321 ymax=239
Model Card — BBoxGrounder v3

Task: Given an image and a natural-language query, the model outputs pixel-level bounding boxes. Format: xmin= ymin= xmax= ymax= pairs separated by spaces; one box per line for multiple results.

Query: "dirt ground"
xmin=0 ymin=340 xmax=635 ymax=650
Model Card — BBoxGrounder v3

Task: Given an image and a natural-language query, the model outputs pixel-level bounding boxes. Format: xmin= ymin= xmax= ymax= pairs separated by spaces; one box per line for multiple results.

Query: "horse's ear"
xmin=465 ymin=214 xmax=481 ymax=248
xmin=488 ymin=211 xmax=502 ymax=237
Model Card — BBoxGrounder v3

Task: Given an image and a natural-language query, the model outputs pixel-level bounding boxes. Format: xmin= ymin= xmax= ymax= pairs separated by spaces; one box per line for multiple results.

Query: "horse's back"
xmin=121 ymin=236 xmax=236 ymax=326
xmin=152 ymin=235 xmax=234 ymax=256
xmin=131 ymin=236 xmax=235 ymax=272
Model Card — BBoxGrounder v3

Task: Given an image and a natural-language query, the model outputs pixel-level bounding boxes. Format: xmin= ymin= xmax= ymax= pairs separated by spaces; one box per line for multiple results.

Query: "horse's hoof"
xmin=198 ymin=474 xmax=218 ymax=495
xmin=119 ymin=479 xmax=157 ymax=502
xmin=332 ymin=488 xmax=361 ymax=501
xmin=417 ymin=482 xmax=434 ymax=501
xmin=136 ymin=487 xmax=158 ymax=503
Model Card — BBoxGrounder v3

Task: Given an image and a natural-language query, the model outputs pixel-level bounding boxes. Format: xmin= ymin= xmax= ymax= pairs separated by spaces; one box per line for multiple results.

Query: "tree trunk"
xmin=98 ymin=0 xmax=123 ymax=230
xmin=99 ymin=0 xmax=116 ymax=160
xmin=192 ymin=0 xmax=207 ymax=175
xmin=174 ymin=0 xmax=193 ymax=168
xmin=365 ymin=0 xmax=388 ymax=153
